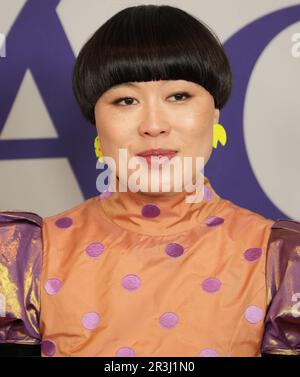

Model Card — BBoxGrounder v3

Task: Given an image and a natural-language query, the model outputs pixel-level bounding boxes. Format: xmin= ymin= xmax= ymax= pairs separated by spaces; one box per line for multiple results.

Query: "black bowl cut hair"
xmin=72 ymin=4 xmax=232 ymax=125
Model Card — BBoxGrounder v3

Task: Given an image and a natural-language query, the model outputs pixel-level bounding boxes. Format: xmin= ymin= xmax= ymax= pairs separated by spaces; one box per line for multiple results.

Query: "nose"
xmin=138 ymin=106 xmax=171 ymax=137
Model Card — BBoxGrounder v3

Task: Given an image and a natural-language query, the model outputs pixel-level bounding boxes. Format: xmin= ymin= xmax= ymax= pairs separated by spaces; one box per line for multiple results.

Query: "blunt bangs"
xmin=72 ymin=4 xmax=232 ymax=125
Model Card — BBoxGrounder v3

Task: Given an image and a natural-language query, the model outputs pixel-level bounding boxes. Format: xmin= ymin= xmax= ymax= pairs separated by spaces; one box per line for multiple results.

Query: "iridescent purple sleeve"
xmin=0 ymin=211 xmax=43 ymax=344
xmin=261 ymin=219 xmax=300 ymax=355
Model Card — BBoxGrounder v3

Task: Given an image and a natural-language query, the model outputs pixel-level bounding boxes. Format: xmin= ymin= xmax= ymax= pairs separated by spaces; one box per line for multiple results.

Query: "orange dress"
xmin=39 ymin=176 xmax=274 ymax=357
xmin=1 ymin=176 xmax=300 ymax=356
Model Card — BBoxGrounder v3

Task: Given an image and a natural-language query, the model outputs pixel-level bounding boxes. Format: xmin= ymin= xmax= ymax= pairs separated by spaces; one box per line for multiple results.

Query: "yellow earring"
xmin=95 ymin=126 xmax=226 ymax=158
xmin=94 ymin=135 xmax=104 ymax=162
xmin=212 ymin=123 xmax=227 ymax=149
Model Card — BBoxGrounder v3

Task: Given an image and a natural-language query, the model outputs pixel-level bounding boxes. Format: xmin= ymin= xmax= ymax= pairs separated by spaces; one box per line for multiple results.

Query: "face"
xmin=94 ymin=79 xmax=219 ymax=196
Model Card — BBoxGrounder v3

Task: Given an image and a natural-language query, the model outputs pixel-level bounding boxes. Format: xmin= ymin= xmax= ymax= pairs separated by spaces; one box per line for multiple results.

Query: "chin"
xmin=140 ymin=178 xmax=184 ymax=195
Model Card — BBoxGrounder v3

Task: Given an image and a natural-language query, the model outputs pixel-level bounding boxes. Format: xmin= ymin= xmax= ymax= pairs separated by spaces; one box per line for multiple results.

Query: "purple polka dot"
xmin=115 ymin=347 xmax=136 ymax=357
xmin=244 ymin=248 xmax=262 ymax=262
xmin=244 ymin=305 xmax=263 ymax=324
xmin=86 ymin=242 xmax=105 ymax=258
xmin=199 ymin=348 xmax=219 ymax=357
xmin=203 ymin=186 xmax=213 ymax=200
xmin=99 ymin=190 xmax=112 ymax=200
xmin=202 ymin=278 xmax=221 ymax=293
xmin=55 ymin=216 xmax=73 ymax=228
xmin=141 ymin=204 xmax=160 ymax=218
xmin=41 ymin=339 xmax=56 ymax=357
xmin=81 ymin=312 xmax=100 ymax=330
xmin=205 ymin=216 xmax=224 ymax=227
xmin=165 ymin=243 xmax=184 ymax=258
xmin=159 ymin=312 xmax=178 ymax=329
xmin=44 ymin=278 xmax=62 ymax=295
xmin=122 ymin=274 xmax=141 ymax=291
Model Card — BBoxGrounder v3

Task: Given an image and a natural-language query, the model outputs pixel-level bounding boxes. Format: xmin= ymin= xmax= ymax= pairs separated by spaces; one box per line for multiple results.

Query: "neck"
xmin=97 ymin=176 xmax=223 ymax=236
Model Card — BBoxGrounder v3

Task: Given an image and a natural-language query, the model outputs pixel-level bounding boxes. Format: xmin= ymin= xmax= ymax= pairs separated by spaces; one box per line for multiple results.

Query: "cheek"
xmin=95 ymin=116 xmax=126 ymax=155
xmin=187 ymin=129 xmax=213 ymax=157
xmin=100 ymin=134 xmax=124 ymax=160
xmin=179 ymin=112 xmax=213 ymax=159
xmin=177 ymin=100 xmax=214 ymax=130
xmin=182 ymin=113 xmax=213 ymax=144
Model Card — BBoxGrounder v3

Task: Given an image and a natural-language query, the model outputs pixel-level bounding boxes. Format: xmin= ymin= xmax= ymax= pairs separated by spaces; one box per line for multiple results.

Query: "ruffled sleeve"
xmin=261 ymin=219 xmax=300 ymax=355
xmin=0 ymin=211 xmax=42 ymax=344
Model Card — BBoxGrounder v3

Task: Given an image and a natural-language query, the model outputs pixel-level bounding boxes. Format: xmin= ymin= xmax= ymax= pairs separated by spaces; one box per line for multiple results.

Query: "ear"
xmin=213 ymin=108 xmax=220 ymax=124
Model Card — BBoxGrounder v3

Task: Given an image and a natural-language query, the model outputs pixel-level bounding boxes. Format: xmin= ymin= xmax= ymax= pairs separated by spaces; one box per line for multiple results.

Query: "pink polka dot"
xmin=99 ymin=190 xmax=112 ymax=200
xmin=41 ymin=339 xmax=56 ymax=357
xmin=115 ymin=347 xmax=136 ymax=357
xmin=141 ymin=204 xmax=161 ymax=218
xmin=44 ymin=278 xmax=62 ymax=295
xmin=165 ymin=243 xmax=184 ymax=258
xmin=122 ymin=274 xmax=141 ymax=291
xmin=81 ymin=312 xmax=100 ymax=330
xmin=86 ymin=242 xmax=105 ymax=258
xmin=202 ymin=278 xmax=221 ymax=293
xmin=199 ymin=348 xmax=219 ymax=357
xmin=205 ymin=216 xmax=224 ymax=227
xmin=159 ymin=312 xmax=178 ymax=329
xmin=244 ymin=248 xmax=262 ymax=262
xmin=244 ymin=305 xmax=263 ymax=324
xmin=55 ymin=217 xmax=73 ymax=228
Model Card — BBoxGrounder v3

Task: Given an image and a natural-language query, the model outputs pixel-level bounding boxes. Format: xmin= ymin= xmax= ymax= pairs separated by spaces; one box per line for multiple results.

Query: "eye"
xmin=112 ymin=91 xmax=192 ymax=106
xmin=113 ymin=97 xmax=138 ymax=106
xmin=169 ymin=92 xmax=191 ymax=102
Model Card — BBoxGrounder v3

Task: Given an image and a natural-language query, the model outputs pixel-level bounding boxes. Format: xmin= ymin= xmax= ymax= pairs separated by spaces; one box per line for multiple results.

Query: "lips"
xmin=137 ymin=149 xmax=177 ymax=157
xmin=136 ymin=149 xmax=177 ymax=166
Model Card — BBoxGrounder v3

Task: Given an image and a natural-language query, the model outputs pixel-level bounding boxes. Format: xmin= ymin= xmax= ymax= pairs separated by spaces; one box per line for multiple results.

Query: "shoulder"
xmin=228 ymin=198 xmax=274 ymax=223
xmin=42 ymin=196 xmax=99 ymax=226
xmin=266 ymin=218 xmax=300 ymax=264
xmin=262 ymin=218 xmax=300 ymax=355
xmin=0 ymin=210 xmax=43 ymax=261
xmin=0 ymin=210 xmax=42 ymax=344
xmin=215 ymin=197 xmax=275 ymax=242
xmin=269 ymin=218 xmax=300 ymax=239
xmin=264 ymin=218 xmax=300 ymax=300
xmin=217 ymin=196 xmax=274 ymax=225
xmin=0 ymin=210 xmax=43 ymax=227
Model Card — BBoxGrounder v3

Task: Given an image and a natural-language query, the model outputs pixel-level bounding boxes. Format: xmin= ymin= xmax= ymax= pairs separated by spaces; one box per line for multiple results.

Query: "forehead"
xmin=109 ymin=80 xmax=198 ymax=90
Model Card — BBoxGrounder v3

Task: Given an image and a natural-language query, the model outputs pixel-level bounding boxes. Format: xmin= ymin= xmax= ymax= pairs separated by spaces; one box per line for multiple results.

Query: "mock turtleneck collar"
xmin=97 ymin=176 xmax=224 ymax=236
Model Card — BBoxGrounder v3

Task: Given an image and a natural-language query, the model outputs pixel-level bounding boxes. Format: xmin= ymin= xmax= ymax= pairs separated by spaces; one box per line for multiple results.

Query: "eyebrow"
xmin=109 ymin=81 xmax=174 ymax=91
xmin=110 ymin=80 xmax=191 ymax=90
xmin=110 ymin=82 xmax=139 ymax=90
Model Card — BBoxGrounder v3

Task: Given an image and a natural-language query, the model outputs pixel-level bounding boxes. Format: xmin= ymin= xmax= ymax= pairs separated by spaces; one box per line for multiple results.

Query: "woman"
xmin=0 ymin=4 xmax=299 ymax=357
